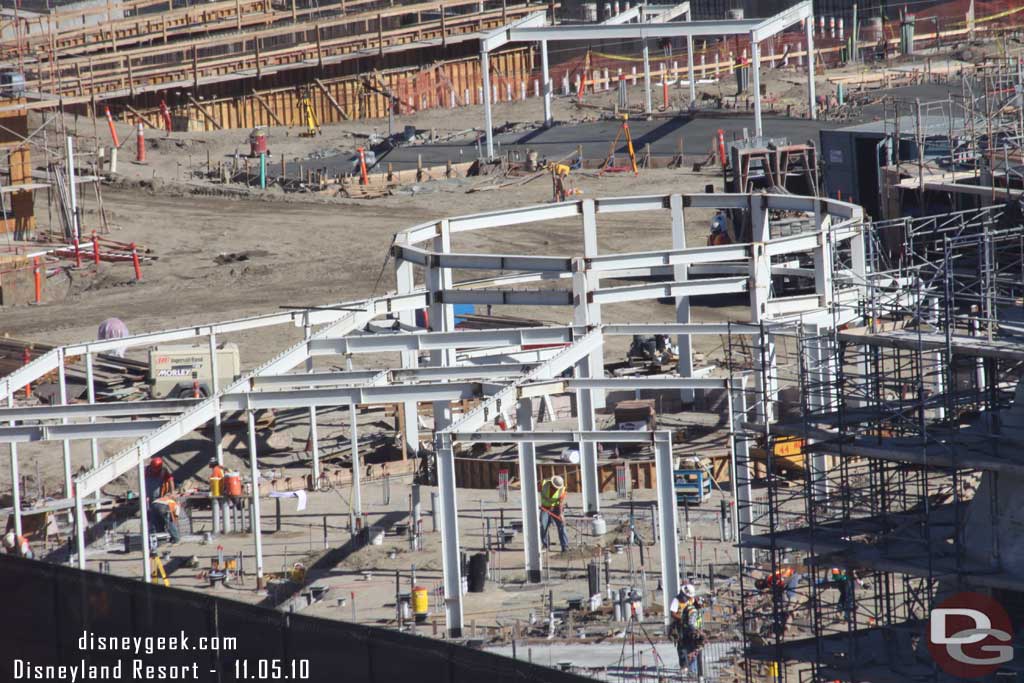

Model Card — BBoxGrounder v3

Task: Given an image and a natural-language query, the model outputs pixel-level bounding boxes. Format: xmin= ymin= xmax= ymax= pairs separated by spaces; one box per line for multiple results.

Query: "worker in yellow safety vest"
xmin=668 ymin=583 xmax=704 ymax=673
xmin=539 ymin=475 xmax=569 ymax=552
xmin=151 ymin=495 xmax=181 ymax=544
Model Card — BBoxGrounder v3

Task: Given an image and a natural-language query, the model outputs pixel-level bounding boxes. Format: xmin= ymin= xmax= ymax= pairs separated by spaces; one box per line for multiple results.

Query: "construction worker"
xmin=669 ymin=583 xmax=705 ymax=674
xmin=150 ymin=494 xmax=181 ymax=544
xmin=3 ymin=530 xmax=33 ymax=559
xmin=539 ymin=475 xmax=569 ymax=552
xmin=144 ymin=456 xmax=175 ymax=502
xmin=819 ymin=567 xmax=867 ymax=621
xmin=755 ymin=566 xmax=801 ymax=635
xmin=209 ymin=458 xmax=224 ymax=481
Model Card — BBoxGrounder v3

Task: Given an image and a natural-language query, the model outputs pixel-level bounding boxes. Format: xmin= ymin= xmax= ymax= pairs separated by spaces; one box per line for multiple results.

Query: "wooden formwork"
xmin=0 ymin=101 xmax=35 ymax=236
xmin=453 ymin=457 xmax=658 ymax=492
xmin=129 ymin=47 xmax=532 ymax=131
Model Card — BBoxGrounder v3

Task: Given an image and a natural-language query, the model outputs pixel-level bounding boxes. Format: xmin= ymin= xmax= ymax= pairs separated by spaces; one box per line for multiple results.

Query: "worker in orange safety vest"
xmin=3 ymin=531 xmax=33 ymax=559
xmin=151 ymin=495 xmax=181 ymax=544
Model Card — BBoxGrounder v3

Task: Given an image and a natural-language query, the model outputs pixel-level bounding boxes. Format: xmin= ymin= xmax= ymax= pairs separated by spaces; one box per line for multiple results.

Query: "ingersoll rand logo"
xmin=927 ymin=592 xmax=1014 ymax=678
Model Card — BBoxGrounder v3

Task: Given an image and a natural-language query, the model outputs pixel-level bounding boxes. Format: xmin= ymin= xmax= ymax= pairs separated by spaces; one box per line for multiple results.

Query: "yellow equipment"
xmin=150 ymin=553 xmax=170 ymax=587
xmin=600 ymin=114 xmax=638 ymax=176
xmin=299 ymin=90 xmax=321 ymax=137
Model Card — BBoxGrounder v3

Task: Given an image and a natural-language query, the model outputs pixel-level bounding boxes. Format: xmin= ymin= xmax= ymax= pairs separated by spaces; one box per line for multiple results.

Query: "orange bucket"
xmin=224 ymin=472 xmax=242 ymax=497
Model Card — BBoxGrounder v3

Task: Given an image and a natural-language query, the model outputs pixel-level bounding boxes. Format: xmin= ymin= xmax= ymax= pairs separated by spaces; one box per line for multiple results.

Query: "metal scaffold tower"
xmin=732 ymin=203 xmax=1024 ymax=683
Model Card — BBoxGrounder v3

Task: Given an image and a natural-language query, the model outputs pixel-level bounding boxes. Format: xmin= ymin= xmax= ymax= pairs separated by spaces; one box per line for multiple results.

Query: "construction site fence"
xmin=0 ymin=553 xmax=594 ymax=683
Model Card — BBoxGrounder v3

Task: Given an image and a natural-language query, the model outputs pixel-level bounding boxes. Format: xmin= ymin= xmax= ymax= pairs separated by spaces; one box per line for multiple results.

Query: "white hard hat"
xmin=552 ymin=475 xmax=565 ymax=488
xmin=3 ymin=531 xmax=15 ymax=549
xmin=682 ymin=583 xmax=696 ymax=598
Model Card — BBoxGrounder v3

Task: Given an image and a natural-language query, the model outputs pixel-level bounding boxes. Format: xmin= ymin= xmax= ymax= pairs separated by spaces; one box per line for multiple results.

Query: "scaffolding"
xmin=732 ymin=202 xmax=1024 ymax=683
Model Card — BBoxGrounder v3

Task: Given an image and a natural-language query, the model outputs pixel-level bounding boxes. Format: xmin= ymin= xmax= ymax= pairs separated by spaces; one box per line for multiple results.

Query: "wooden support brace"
xmin=123 ymin=103 xmax=160 ymax=128
xmin=252 ymin=91 xmax=284 ymax=125
xmin=314 ymin=79 xmax=349 ymax=120
xmin=187 ymin=94 xmax=223 ymax=129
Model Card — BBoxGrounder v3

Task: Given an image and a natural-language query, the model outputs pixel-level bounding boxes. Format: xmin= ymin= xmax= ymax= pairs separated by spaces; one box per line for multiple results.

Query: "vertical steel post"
xmin=85 ymin=351 xmax=102 ymax=503
xmin=208 ymin=331 xmax=224 ymax=467
xmin=138 ymin=454 xmax=152 ymax=580
xmin=750 ymin=34 xmax=762 ymax=138
xmin=671 ymin=194 xmax=694 ymax=403
xmin=393 ymin=238 xmax=420 ymax=460
xmin=246 ymin=405 xmax=265 ymax=588
xmin=435 ymin=429 xmax=463 ymax=637
xmin=576 ymin=353 xmax=600 ymax=515
xmin=806 ymin=18 xmax=817 ymax=120
xmin=347 ymin=355 xmax=363 ymax=517
xmin=75 ymin=489 xmax=86 ymax=569
xmin=654 ymin=431 xmax=680 ymax=624
xmin=642 ymin=41 xmax=652 ymax=114
xmin=57 ymin=347 xmax=73 ymax=502
xmin=729 ymin=381 xmax=754 ymax=564
xmin=686 ymin=35 xmax=696 ymax=105
xmin=516 ymin=398 xmax=542 ymax=582
xmin=540 ymin=40 xmax=552 ymax=127
xmin=481 ymin=50 xmax=494 ymax=159
xmin=303 ymin=319 xmax=320 ymax=485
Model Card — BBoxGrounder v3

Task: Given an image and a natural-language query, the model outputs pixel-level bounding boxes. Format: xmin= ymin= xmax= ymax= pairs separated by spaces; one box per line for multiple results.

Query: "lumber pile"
xmin=0 ymin=336 xmax=149 ymax=401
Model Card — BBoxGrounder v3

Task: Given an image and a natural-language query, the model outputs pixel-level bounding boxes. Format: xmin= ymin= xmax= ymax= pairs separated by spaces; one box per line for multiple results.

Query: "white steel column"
xmin=670 ymin=194 xmax=694 ymax=403
xmin=57 ymin=348 xmax=72 ymax=501
xmin=516 ymin=398 xmax=542 ymax=582
xmin=481 ymin=50 xmax=495 ymax=159
xmin=654 ymin=431 xmax=680 ymax=623
xmin=435 ymin=430 xmax=463 ymax=637
xmin=430 ymin=220 xmax=456 ymax=447
xmin=394 ymin=245 xmax=420 ymax=462
xmin=7 ymin=392 xmax=19 ymax=537
xmin=749 ymin=195 xmax=775 ymax=423
xmin=686 ymin=35 xmax=696 ymax=105
xmin=540 ymin=40 xmax=553 ymax=127
xmin=806 ymin=19 xmax=816 ymax=119
xmin=75 ymin=490 xmax=86 ymax=569
xmin=246 ymin=405 xmax=265 ymax=588
xmin=208 ymin=332 xmax=224 ymax=467
xmin=642 ymin=41 xmax=652 ymax=114
xmin=85 ymin=352 xmax=101 ymax=503
xmin=576 ymin=353 xmax=600 ymax=515
xmin=750 ymin=34 xmax=762 ymax=137
xmin=137 ymin=455 xmax=152 ymax=580
xmin=728 ymin=380 xmax=754 ymax=564
xmin=805 ymin=324 xmax=829 ymax=503
xmin=346 ymin=355 xmax=362 ymax=516
xmin=304 ymin=320 xmax=320 ymax=485
xmin=581 ymin=200 xmax=605 ymax=410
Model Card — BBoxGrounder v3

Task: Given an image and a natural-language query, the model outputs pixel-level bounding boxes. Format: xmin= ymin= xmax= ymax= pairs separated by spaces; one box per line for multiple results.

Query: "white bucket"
xmin=591 ymin=514 xmax=607 ymax=536
xmin=369 ymin=527 xmax=384 ymax=546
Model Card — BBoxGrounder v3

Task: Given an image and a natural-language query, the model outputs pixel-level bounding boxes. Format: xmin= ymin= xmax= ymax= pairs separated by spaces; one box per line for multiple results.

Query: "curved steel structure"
xmin=0 ymin=191 xmax=867 ymax=637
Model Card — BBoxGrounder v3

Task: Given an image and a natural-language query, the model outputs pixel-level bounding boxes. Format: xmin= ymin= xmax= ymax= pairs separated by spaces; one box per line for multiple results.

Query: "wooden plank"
xmin=122 ymin=103 xmax=160 ymax=128
xmin=251 ymin=90 xmax=284 ymax=126
xmin=187 ymin=94 xmax=223 ymax=129
xmin=314 ymin=78 xmax=349 ymax=120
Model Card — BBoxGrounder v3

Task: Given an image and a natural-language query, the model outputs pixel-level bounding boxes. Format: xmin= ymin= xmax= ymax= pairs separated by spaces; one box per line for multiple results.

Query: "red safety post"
xmin=104 ymin=106 xmax=120 ymax=147
xmin=92 ymin=231 xmax=100 ymax=266
xmin=662 ymin=78 xmax=669 ymax=109
xmin=22 ymin=347 xmax=31 ymax=398
xmin=717 ymin=129 xmax=727 ymax=169
xmin=159 ymin=100 xmax=172 ymax=134
xmin=73 ymin=238 xmax=82 ymax=267
xmin=32 ymin=256 xmax=41 ymax=304
xmin=130 ymin=242 xmax=142 ymax=281
xmin=135 ymin=122 xmax=146 ymax=163
xmin=356 ymin=147 xmax=369 ymax=185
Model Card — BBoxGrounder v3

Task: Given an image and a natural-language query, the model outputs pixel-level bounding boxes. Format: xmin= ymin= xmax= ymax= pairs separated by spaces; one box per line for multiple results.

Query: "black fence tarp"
xmin=0 ymin=555 xmax=595 ymax=683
